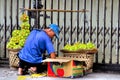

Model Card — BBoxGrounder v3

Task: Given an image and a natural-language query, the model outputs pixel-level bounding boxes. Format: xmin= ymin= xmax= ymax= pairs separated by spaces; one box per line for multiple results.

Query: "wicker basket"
xmin=60 ymin=48 xmax=98 ymax=54
xmin=62 ymin=52 xmax=95 ymax=70
xmin=8 ymin=49 xmax=21 ymax=67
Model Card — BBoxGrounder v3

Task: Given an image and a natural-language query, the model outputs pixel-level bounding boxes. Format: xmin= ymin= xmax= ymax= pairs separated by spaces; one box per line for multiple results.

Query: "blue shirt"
xmin=18 ymin=29 xmax=55 ymax=63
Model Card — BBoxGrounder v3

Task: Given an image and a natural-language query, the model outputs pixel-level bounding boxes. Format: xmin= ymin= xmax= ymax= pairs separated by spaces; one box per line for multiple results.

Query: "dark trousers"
xmin=19 ymin=59 xmax=47 ymax=73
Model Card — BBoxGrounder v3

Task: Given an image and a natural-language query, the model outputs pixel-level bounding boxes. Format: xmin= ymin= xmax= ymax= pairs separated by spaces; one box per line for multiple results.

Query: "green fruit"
xmin=19 ymin=29 xmax=30 ymax=38
xmin=7 ymin=41 xmax=16 ymax=49
xmin=7 ymin=13 xmax=31 ymax=49
xmin=79 ymin=43 xmax=87 ymax=49
xmin=20 ymin=22 xmax=30 ymax=30
xmin=86 ymin=42 xmax=96 ymax=49
xmin=12 ymin=30 xmax=20 ymax=37
xmin=20 ymin=13 xmax=29 ymax=22
xmin=13 ymin=44 xmax=22 ymax=49
xmin=10 ymin=37 xmax=20 ymax=44
xmin=19 ymin=39 xmax=26 ymax=47
xmin=63 ymin=44 xmax=71 ymax=50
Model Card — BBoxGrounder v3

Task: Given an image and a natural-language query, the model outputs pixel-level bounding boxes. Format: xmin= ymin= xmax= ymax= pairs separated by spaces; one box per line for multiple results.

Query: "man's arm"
xmin=50 ymin=52 xmax=56 ymax=59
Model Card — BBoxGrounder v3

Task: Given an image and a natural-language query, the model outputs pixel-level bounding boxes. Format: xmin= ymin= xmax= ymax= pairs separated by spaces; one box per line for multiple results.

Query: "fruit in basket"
xmin=63 ymin=44 xmax=71 ymax=50
xmin=12 ymin=30 xmax=20 ymax=37
xmin=20 ymin=22 xmax=30 ymax=30
xmin=20 ymin=13 xmax=30 ymax=30
xmin=19 ymin=29 xmax=30 ymax=38
xmin=86 ymin=42 xmax=96 ymax=49
xmin=62 ymin=42 xmax=97 ymax=51
xmin=6 ymin=13 xmax=30 ymax=50
xmin=69 ymin=45 xmax=77 ymax=51
xmin=7 ymin=30 xmax=29 ymax=49
xmin=19 ymin=39 xmax=26 ymax=47
xmin=78 ymin=43 xmax=87 ymax=49
xmin=20 ymin=13 xmax=29 ymax=22
xmin=73 ymin=42 xmax=81 ymax=50
xmin=9 ymin=37 xmax=20 ymax=44
xmin=13 ymin=44 xmax=22 ymax=49
xmin=7 ymin=42 xmax=16 ymax=49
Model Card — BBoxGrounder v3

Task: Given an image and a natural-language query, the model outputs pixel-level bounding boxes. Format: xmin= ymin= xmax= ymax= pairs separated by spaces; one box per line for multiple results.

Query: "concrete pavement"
xmin=1 ymin=67 xmax=120 ymax=80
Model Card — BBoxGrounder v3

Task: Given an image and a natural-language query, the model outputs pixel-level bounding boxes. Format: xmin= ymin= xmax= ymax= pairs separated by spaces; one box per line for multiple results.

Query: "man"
xmin=18 ymin=24 xmax=60 ymax=75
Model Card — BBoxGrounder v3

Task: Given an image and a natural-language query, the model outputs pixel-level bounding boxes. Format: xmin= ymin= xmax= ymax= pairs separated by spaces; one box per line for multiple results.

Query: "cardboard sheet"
xmin=42 ymin=58 xmax=71 ymax=63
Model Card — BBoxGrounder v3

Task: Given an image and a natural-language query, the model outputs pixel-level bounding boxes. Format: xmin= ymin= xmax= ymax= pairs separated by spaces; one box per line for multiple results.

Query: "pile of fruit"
xmin=7 ymin=13 xmax=30 ymax=49
xmin=62 ymin=42 xmax=97 ymax=51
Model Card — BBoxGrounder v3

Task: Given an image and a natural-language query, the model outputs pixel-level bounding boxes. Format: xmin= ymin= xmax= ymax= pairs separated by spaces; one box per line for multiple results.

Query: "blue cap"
xmin=48 ymin=24 xmax=60 ymax=39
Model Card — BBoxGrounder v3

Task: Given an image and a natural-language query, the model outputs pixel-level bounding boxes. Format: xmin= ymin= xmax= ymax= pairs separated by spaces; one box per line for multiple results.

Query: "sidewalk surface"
xmin=1 ymin=67 xmax=120 ymax=80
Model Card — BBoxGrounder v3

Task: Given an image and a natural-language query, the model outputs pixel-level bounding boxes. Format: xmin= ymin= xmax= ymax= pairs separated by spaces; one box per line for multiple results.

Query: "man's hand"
xmin=50 ymin=52 xmax=56 ymax=59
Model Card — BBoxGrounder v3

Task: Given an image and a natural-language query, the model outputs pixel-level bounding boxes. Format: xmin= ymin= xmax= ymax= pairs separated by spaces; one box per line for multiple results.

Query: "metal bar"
xmin=35 ymin=0 xmax=39 ymax=29
xmin=96 ymin=0 xmax=99 ymax=63
xmin=23 ymin=0 xmax=25 ymax=9
xmin=0 ymin=24 xmax=1 ymax=58
xmin=10 ymin=0 xmax=13 ymax=35
xmin=76 ymin=0 xmax=80 ymax=41
xmin=90 ymin=0 xmax=93 ymax=42
xmin=63 ymin=0 xmax=66 ymax=46
xmin=50 ymin=0 xmax=53 ymax=23
xmin=35 ymin=0 xmax=37 ymax=8
xmin=20 ymin=8 xmax=89 ymax=12
xmin=57 ymin=0 xmax=60 ymax=26
xmin=34 ymin=0 xmax=37 ymax=28
xmin=109 ymin=0 xmax=113 ymax=64
xmin=4 ymin=0 xmax=7 ymax=58
xmin=37 ymin=0 xmax=40 ymax=29
xmin=83 ymin=0 xmax=86 ymax=43
xmin=16 ymin=0 xmax=19 ymax=29
xmin=70 ymin=0 xmax=73 ymax=44
xmin=28 ymin=0 xmax=32 ymax=28
xmin=102 ymin=0 xmax=106 ymax=64
xmin=57 ymin=0 xmax=60 ymax=55
xmin=117 ymin=0 xmax=120 ymax=64
xmin=35 ymin=1 xmax=44 ymax=27
xmin=43 ymin=0 xmax=47 ymax=27
xmin=32 ymin=0 xmax=37 ymax=28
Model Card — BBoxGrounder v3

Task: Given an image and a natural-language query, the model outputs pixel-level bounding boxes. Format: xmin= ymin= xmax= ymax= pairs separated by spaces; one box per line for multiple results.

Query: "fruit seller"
xmin=17 ymin=24 xmax=60 ymax=75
